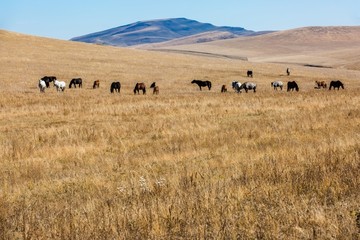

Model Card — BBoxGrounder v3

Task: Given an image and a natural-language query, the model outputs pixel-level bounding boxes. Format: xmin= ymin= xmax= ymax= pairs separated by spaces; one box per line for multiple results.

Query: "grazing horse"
xmin=329 ymin=80 xmax=344 ymax=90
xmin=191 ymin=80 xmax=212 ymax=91
xmin=150 ymin=82 xmax=159 ymax=95
xmin=110 ymin=82 xmax=121 ymax=93
xmin=134 ymin=82 xmax=146 ymax=94
xmin=315 ymin=81 xmax=327 ymax=89
xmin=232 ymin=81 xmax=242 ymax=93
xmin=53 ymin=80 xmax=66 ymax=92
xmin=239 ymin=82 xmax=257 ymax=93
xmin=38 ymin=79 xmax=46 ymax=93
xmin=286 ymin=68 xmax=290 ymax=76
xmin=271 ymin=81 xmax=283 ymax=90
xmin=247 ymin=70 xmax=253 ymax=78
xmin=69 ymin=78 xmax=82 ymax=88
xmin=41 ymin=76 xmax=57 ymax=88
xmin=287 ymin=81 xmax=299 ymax=92
xmin=221 ymin=85 xmax=227 ymax=93
xmin=93 ymin=80 xmax=100 ymax=89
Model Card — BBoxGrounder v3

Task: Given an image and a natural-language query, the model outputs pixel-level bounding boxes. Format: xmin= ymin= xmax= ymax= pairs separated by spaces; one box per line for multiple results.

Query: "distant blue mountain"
xmin=70 ymin=18 xmax=264 ymax=47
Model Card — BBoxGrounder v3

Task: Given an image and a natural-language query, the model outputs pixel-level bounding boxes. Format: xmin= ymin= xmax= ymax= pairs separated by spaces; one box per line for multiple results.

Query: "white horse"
xmin=54 ymin=80 xmax=66 ymax=92
xmin=38 ymin=79 xmax=46 ymax=93
xmin=271 ymin=81 xmax=283 ymax=90
xmin=232 ymin=81 xmax=242 ymax=93
xmin=239 ymin=82 xmax=257 ymax=93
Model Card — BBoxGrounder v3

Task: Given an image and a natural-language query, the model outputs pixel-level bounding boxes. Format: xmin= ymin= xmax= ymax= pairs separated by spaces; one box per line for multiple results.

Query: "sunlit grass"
xmin=0 ymin=30 xmax=359 ymax=239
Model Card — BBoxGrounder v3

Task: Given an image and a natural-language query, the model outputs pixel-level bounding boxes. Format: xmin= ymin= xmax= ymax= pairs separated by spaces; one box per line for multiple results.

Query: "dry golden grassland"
xmin=0 ymin=30 xmax=360 ymax=239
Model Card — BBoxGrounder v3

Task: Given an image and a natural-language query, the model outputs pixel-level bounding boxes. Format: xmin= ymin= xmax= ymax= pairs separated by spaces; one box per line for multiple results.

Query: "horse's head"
xmin=191 ymin=80 xmax=196 ymax=84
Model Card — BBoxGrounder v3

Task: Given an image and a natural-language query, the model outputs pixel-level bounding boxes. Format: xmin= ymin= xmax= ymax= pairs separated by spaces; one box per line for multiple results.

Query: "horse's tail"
xmin=110 ymin=85 xmax=113 ymax=93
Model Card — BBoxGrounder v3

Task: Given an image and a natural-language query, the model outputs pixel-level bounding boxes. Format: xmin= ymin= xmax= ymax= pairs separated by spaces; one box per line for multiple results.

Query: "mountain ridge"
xmin=70 ymin=18 xmax=264 ymax=47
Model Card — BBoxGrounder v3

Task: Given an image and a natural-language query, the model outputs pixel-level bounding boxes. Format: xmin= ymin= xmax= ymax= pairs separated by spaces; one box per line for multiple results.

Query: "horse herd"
xmin=38 ymin=73 xmax=345 ymax=95
xmin=192 ymin=79 xmax=344 ymax=93
xmin=38 ymin=76 xmax=159 ymax=94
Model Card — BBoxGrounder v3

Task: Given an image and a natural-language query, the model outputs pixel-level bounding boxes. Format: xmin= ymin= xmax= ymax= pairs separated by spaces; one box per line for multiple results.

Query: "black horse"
xmin=287 ymin=81 xmax=299 ymax=92
xmin=329 ymin=80 xmax=344 ymax=90
xmin=134 ymin=82 xmax=146 ymax=94
xmin=247 ymin=70 xmax=253 ymax=78
xmin=191 ymin=80 xmax=212 ymax=91
xmin=110 ymin=82 xmax=121 ymax=93
xmin=41 ymin=76 xmax=57 ymax=88
xmin=69 ymin=78 xmax=82 ymax=88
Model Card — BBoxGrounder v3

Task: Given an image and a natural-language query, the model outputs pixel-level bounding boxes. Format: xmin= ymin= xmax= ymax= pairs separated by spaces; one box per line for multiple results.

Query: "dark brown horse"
xmin=191 ymin=80 xmax=212 ymax=91
xmin=69 ymin=78 xmax=82 ymax=88
xmin=221 ymin=85 xmax=227 ymax=93
xmin=150 ymin=82 xmax=159 ymax=95
xmin=110 ymin=82 xmax=121 ymax=93
xmin=287 ymin=81 xmax=299 ymax=92
xmin=134 ymin=82 xmax=146 ymax=94
xmin=247 ymin=70 xmax=253 ymax=78
xmin=329 ymin=80 xmax=344 ymax=90
xmin=315 ymin=81 xmax=327 ymax=89
xmin=93 ymin=80 xmax=100 ymax=89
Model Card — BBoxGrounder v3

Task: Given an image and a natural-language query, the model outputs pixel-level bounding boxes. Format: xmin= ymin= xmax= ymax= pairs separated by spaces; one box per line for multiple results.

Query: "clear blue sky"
xmin=1 ymin=0 xmax=359 ymax=40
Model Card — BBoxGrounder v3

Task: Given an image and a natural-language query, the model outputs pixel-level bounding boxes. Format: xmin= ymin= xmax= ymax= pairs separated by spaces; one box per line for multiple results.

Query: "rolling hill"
xmin=144 ymin=26 xmax=360 ymax=70
xmin=70 ymin=18 xmax=264 ymax=47
xmin=1 ymin=29 xmax=360 ymax=239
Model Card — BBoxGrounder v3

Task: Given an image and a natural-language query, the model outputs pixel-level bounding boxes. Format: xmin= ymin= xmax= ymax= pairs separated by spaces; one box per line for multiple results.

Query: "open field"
xmin=1 ymin=30 xmax=360 ymax=239
xmin=142 ymin=26 xmax=360 ymax=71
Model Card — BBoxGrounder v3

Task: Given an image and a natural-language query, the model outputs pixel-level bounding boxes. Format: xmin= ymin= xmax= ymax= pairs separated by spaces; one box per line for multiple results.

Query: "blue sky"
xmin=1 ymin=0 xmax=359 ymax=40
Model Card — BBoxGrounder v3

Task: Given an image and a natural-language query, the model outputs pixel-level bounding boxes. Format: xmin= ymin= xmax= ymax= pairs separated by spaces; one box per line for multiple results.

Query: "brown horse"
xmin=150 ymin=82 xmax=159 ymax=95
xmin=134 ymin=82 xmax=146 ymax=94
xmin=93 ymin=80 xmax=100 ymax=89
xmin=315 ymin=81 xmax=327 ymax=89
xmin=221 ymin=85 xmax=227 ymax=92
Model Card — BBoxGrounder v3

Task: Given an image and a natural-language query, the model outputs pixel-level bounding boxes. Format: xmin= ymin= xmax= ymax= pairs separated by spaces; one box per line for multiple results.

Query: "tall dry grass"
xmin=0 ymin=30 xmax=359 ymax=239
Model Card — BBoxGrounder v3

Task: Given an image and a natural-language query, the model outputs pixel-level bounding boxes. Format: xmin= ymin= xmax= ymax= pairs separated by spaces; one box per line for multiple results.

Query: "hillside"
xmin=1 ymin=29 xmax=360 ymax=239
xmin=70 ymin=18 xmax=258 ymax=47
xmin=145 ymin=26 xmax=360 ymax=70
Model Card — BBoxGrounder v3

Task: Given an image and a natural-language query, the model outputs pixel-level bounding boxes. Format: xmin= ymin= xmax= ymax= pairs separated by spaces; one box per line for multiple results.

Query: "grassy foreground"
xmin=0 ymin=88 xmax=359 ymax=239
xmin=0 ymin=30 xmax=359 ymax=239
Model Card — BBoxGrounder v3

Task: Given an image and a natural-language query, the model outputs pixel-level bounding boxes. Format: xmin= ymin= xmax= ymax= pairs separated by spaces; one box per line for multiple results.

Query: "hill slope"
xmin=70 ymin=18 xmax=258 ymax=47
xmin=146 ymin=26 xmax=360 ymax=70
xmin=1 ymin=29 xmax=360 ymax=240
